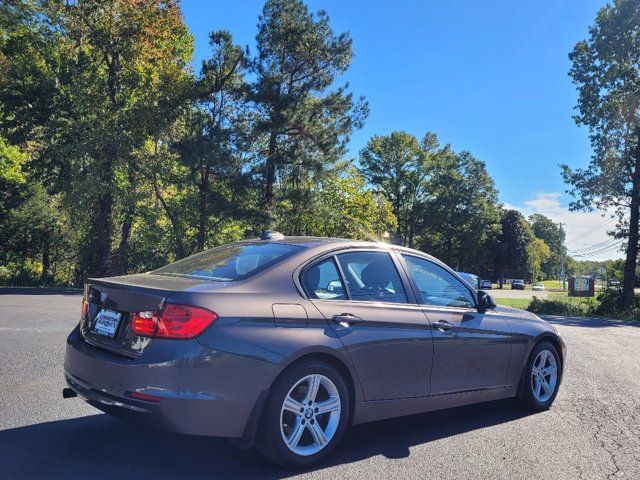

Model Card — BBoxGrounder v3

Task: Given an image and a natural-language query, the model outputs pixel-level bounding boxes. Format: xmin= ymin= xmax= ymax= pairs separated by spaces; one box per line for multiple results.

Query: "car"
xmin=511 ymin=279 xmax=525 ymax=290
xmin=533 ymin=283 xmax=545 ymax=291
xmin=63 ymin=233 xmax=566 ymax=468
xmin=480 ymin=279 xmax=493 ymax=290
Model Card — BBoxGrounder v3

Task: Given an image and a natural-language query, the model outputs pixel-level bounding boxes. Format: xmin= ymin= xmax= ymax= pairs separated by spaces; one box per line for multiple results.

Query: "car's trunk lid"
xmin=81 ymin=274 xmax=218 ymax=358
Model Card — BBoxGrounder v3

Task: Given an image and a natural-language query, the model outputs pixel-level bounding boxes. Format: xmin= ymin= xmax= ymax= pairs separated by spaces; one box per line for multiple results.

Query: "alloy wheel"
xmin=280 ymin=374 xmax=341 ymax=456
xmin=530 ymin=349 xmax=558 ymax=403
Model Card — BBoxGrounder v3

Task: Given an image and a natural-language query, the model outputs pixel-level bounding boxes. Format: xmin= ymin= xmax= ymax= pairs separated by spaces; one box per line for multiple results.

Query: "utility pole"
xmin=558 ymin=222 xmax=566 ymax=290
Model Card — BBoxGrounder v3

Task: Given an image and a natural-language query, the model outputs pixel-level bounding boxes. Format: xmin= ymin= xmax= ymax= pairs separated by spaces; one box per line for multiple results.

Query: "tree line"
xmin=0 ymin=0 xmax=634 ymax=300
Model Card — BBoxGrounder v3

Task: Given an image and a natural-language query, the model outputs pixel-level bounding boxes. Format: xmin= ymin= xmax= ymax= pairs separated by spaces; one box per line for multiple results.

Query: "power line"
xmin=571 ymin=240 xmax=624 ymax=258
xmin=569 ymin=238 xmax=621 ymax=255
xmin=566 ymin=217 xmax=615 ymax=245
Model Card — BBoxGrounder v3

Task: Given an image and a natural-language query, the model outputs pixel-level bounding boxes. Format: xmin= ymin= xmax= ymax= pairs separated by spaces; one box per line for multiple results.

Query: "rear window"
xmin=152 ymin=242 xmax=304 ymax=281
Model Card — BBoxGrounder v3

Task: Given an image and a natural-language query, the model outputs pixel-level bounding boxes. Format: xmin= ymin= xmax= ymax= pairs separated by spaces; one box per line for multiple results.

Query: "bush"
xmin=525 ymin=289 xmax=640 ymax=320
xmin=593 ymin=288 xmax=640 ymax=320
xmin=0 ymin=261 xmax=41 ymax=286
xmin=527 ymin=294 xmax=597 ymax=317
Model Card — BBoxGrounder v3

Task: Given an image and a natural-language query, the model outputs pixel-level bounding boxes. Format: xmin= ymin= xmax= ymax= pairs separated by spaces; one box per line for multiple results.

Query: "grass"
xmin=493 ymin=291 xmax=596 ymax=314
xmin=494 ymin=298 xmax=531 ymax=309
xmin=541 ymin=280 xmax=564 ymax=292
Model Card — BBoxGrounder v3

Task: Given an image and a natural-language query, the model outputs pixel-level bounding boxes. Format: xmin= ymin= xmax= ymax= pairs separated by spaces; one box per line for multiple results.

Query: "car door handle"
xmin=432 ymin=320 xmax=454 ymax=331
xmin=331 ymin=313 xmax=363 ymax=327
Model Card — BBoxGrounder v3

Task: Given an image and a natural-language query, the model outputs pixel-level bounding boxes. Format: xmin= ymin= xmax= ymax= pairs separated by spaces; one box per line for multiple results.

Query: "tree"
xmin=252 ymin=0 xmax=368 ymax=225
xmin=359 ymin=131 xmax=437 ymax=246
xmin=418 ymin=150 xmax=501 ymax=273
xmin=172 ymin=30 xmax=255 ymax=252
xmin=563 ymin=0 xmax=640 ymax=307
xmin=529 ymin=214 xmax=562 ymax=279
xmin=1 ymin=0 xmax=194 ymax=279
xmin=276 ymin=162 xmax=397 ymax=239
xmin=494 ymin=209 xmax=533 ymax=287
xmin=527 ymin=237 xmax=552 ymax=283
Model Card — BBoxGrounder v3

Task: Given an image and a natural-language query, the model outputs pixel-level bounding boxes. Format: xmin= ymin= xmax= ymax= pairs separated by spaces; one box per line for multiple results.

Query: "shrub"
xmin=527 ymin=295 xmax=596 ymax=317
xmin=0 ymin=261 xmax=41 ymax=286
xmin=593 ymin=288 xmax=640 ymax=320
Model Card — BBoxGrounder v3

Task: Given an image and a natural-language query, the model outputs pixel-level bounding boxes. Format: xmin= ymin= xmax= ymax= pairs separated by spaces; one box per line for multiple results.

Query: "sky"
xmin=181 ymin=0 xmax=622 ymax=261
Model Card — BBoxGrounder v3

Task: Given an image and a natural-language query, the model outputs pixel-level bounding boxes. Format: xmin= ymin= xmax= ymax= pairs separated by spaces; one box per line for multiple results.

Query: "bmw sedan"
xmin=64 ymin=233 xmax=566 ymax=468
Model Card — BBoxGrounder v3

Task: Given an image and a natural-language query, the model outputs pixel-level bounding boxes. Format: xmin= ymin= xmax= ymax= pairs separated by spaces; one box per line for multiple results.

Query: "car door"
xmin=399 ymin=254 xmax=513 ymax=395
xmin=300 ymin=249 xmax=433 ymax=401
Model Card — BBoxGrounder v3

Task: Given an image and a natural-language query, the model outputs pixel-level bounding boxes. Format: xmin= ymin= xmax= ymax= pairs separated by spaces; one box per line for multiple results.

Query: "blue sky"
xmin=182 ymin=0 xmax=621 ymax=260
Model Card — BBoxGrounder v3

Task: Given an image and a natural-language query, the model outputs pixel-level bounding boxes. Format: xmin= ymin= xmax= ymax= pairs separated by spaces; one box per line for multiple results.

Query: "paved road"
xmin=1 ymin=292 xmax=639 ymax=479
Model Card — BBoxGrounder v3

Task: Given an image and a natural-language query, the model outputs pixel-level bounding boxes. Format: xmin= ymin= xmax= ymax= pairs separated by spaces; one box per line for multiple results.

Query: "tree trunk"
xmin=114 ymin=164 xmax=137 ymax=275
xmin=197 ymin=170 xmax=209 ymax=252
xmin=41 ymin=238 xmax=51 ymax=284
xmin=153 ymin=182 xmax=186 ymax=259
xmin=93 ymin=149 xmax=115 ymax=278
xmin=264 ymin=132 xmax=277 ymax=229
xmin=622 ymin=150 xmax=640 ymax=307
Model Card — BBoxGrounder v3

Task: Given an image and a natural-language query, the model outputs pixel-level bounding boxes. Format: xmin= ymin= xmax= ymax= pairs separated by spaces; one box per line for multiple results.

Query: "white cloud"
xmin=505 ymin=192 xmax=623 ymax=261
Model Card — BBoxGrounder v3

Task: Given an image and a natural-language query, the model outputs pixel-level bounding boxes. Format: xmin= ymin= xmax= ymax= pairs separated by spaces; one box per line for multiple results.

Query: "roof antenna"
xmin=261 ymin=230 xmax=285 ymax=241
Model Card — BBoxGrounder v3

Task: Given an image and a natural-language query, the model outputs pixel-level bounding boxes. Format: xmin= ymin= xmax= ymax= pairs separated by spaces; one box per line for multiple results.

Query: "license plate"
xmin=92 ymin=309 xmax=122 ymax=338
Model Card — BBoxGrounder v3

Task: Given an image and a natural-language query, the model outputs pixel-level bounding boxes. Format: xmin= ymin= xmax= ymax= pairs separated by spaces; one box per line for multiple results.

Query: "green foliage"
xmin=528 ymin=295 xmax=598 ymax=317
xmin=494 ymin=209 xmax=533 ymax=283
xmin=252 ymin=0 xmax=368 ymax=220
xmin=526 ymin=237 xmax=552 ymax=283
xmin=529 ymin=214 xmax=562 ymax=279
xmin=275 ymin=162 xmax=397 ymax=239
xmin=419 ymin=150 xmax=501 ymax=273
xmin=359 ymin=131 xmax=433 ymax=246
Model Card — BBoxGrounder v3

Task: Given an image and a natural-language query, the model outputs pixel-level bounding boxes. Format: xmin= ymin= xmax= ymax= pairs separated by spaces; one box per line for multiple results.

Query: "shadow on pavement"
xmin=543 ymin=315 xmax=640 ymax=329
xmin=0 ymin=399 xmax=530 ymax=479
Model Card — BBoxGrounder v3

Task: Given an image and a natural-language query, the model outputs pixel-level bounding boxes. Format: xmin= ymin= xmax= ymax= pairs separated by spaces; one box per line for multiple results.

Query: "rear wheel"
xmin=519 ymin=341 xmax=561 ymax=410
xmin=256 ymin=360 xmax=350 ymax=468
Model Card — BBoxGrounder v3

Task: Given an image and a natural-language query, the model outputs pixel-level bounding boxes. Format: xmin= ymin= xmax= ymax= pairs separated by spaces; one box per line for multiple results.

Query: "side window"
xmin=336 ymin=251 xmax=407 ymax=303
xmin=402 ymin=255 xmax=475 ymax=308
xmin=302 ymin=258 xmax=346 ymax=300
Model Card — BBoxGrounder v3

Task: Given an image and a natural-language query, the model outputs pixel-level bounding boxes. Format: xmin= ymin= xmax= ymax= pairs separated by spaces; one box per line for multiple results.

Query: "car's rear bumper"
xmin=64 ymin=327 xmax=283 ymax=438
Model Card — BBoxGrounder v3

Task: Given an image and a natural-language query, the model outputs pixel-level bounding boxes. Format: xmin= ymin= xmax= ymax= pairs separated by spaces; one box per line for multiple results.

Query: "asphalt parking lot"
xmin=1 ymin=291 xmax=639 ymax=479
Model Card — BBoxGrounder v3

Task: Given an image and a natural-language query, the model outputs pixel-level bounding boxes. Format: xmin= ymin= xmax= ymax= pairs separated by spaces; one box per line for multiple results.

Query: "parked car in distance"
xmin=607 ymin=279 xmax=621 ymax=288
xmin=480 ymin=279 xmax=493 ymax=290
xmin=511 ymin=279 xmax=525 ymax=290
xmin=63 ymin=233 xmax=566 ymax=468
xmin=533 ymin=283 xmax=545 ymax=291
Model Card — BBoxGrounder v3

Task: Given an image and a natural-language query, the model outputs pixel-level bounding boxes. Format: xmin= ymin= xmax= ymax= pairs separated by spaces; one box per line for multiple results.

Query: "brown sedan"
xmin=63 ymin=233 xmax=566 ymax=468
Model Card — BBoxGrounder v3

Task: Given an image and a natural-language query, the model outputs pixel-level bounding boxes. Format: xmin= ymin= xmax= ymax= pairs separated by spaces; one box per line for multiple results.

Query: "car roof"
xmin=253 ymin=235 xmax=445 ymax=263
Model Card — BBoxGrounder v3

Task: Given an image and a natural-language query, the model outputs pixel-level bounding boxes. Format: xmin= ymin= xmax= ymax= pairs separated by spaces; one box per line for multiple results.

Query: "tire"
xmin=518 ymin=341 xmax=562 ymax=411
xmin=256 ymin=360 xmax=350 ymax=468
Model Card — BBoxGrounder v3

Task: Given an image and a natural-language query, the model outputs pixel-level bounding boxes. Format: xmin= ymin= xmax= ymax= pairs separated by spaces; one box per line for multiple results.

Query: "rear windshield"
xmin=152 ymin=242 xmax=304 ymax=281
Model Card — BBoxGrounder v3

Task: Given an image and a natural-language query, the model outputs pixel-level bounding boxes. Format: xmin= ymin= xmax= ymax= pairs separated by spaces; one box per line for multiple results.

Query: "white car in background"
xmin=533 ymin=283 xmax=546 ymax=291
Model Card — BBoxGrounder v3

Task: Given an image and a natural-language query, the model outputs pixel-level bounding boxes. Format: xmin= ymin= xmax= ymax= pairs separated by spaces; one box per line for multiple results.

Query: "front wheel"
xmin=256 ymin=360 xmax=350 ymax=468
xmin=519 ymin=341 xmax=562 ymax=410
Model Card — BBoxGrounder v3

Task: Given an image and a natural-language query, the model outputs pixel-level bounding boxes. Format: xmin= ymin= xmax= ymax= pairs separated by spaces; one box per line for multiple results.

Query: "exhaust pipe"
xmin=62 ymin=387 xmax=77 ymax=399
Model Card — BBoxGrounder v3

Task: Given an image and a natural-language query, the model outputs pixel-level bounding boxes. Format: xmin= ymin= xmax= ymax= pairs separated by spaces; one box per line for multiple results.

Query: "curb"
xmin=0 ymin=287 xmax=82 ymax=294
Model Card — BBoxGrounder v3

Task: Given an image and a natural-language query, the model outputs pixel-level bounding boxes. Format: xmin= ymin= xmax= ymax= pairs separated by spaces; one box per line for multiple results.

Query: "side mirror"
xmin=477 ymin=290 xmax=496 ymax=312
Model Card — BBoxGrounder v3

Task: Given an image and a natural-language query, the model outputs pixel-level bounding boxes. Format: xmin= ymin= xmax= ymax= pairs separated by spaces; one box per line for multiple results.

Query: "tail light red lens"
xmin=127 ymin=391 xmax=163 ymax=403
xmin=130 ymin=303 xmax=217 ymax=339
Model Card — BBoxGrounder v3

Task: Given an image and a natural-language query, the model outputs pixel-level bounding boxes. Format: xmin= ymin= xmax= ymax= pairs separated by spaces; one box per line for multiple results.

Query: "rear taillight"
xmin=130 ymin=303 xmax=217 ymax=339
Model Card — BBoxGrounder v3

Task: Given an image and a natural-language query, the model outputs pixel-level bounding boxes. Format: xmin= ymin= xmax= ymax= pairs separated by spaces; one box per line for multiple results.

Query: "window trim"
xmin=397 ymin=253 xmax=478 ymax=310
xmin=296 ymin=247 xmax=417 ymax=305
